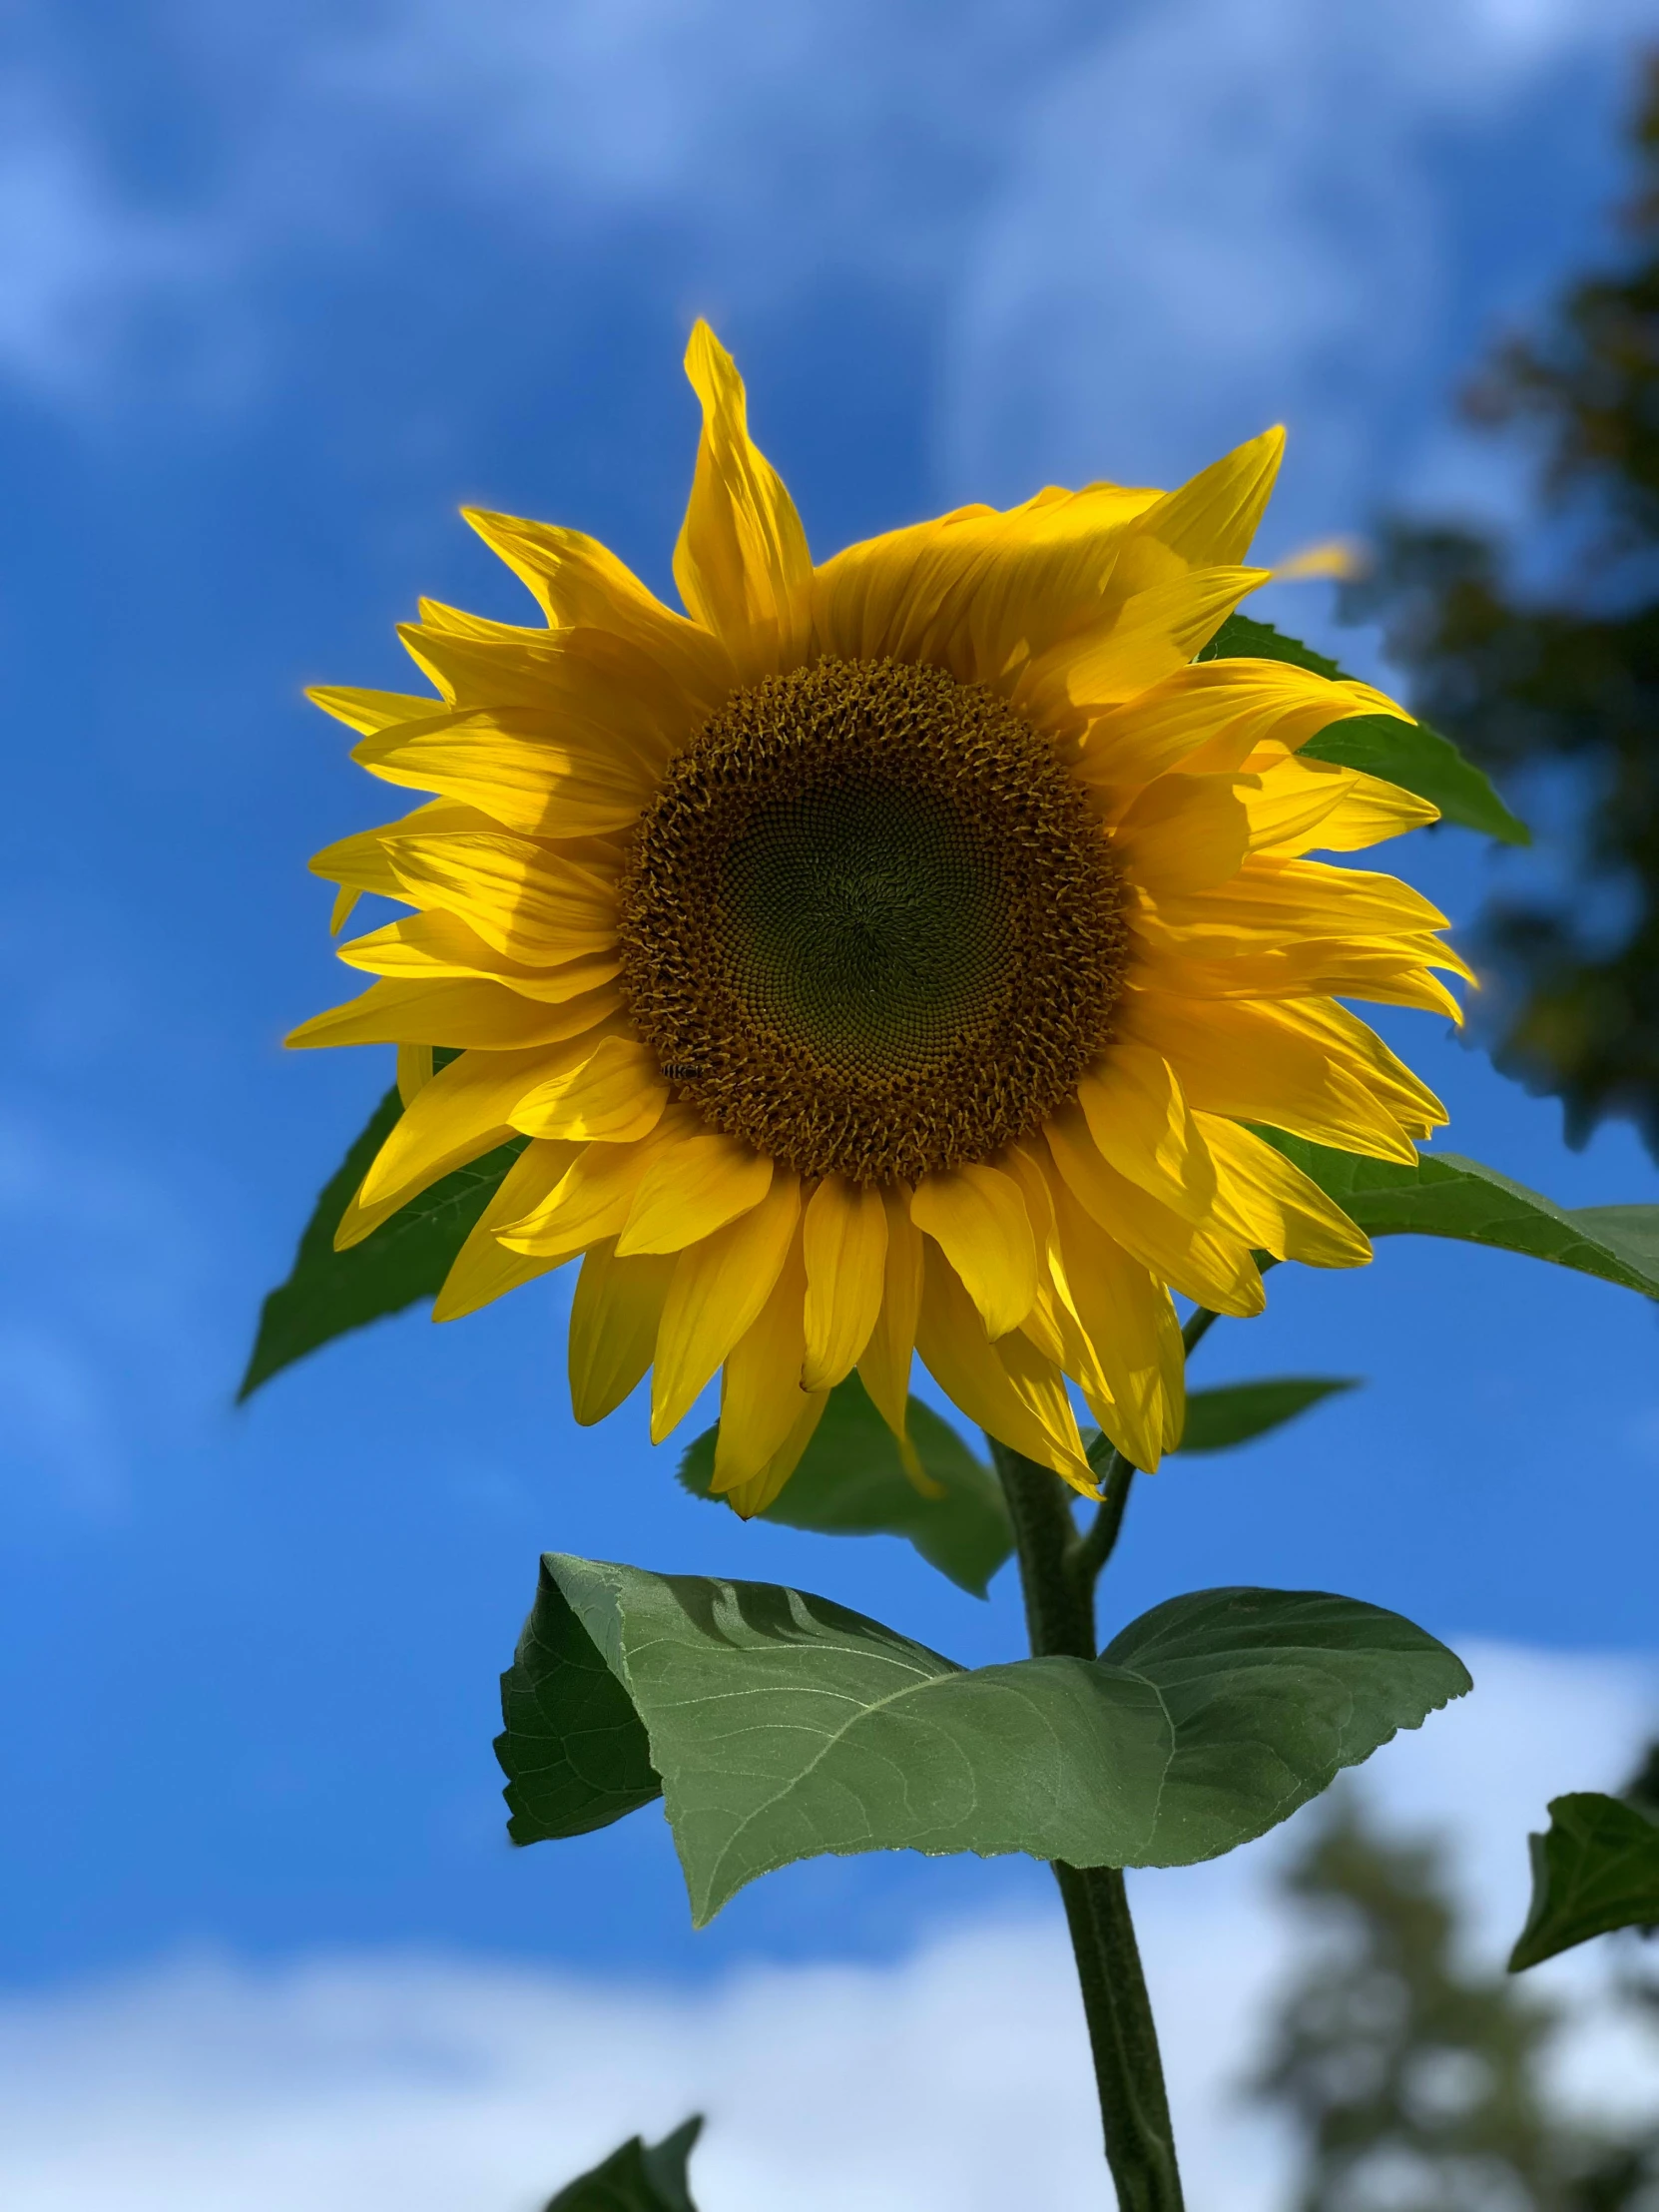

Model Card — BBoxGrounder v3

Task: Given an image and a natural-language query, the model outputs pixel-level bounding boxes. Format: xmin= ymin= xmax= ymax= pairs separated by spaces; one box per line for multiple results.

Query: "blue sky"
xmin=3 ymin=0 xmax=1659 ymax=2098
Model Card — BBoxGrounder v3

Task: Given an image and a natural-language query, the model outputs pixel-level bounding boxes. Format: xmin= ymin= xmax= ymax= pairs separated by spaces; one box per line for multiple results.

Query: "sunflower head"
xmin=291 ymin=321 xmax=1463 ymax=1515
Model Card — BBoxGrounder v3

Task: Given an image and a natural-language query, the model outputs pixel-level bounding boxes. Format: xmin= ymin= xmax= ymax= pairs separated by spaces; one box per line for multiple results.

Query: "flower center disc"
xmin=617 ymin=656 xmax=1127 ymax=1183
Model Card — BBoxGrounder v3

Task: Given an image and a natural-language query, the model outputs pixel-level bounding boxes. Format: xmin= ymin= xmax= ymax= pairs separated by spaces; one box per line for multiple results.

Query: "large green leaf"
xmin=239 ymin=1084 xmax=526 ymax=1399
xmin=1262 ymin=1134 xmax=1659 ymax=1300
xmin=497 ymin=1557 xmax=662 ymax=1847
xmin=1179 ymin=1377 xmax=1361 ymax=1453
xmin=501 ymin=1557 xmax=1469 ymax=1924
xmin=1508 ymin=1794 xmax=1659 ymax=1971
xmin=542 ymin=2117 xmax=704 ymax=2212
xmin=678 ymin=1374 xmax=1012 ymax=1597
xmin=1201 ymin=613 xmax=1529 ymax=845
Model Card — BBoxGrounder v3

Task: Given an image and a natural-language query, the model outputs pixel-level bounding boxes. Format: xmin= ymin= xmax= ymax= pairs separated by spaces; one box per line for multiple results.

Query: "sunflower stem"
xmin=989 ymin=1440 xmax=1185 ymax=2212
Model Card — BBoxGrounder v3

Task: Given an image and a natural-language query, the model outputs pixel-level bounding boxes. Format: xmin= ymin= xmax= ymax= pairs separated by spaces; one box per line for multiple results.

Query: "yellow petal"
xmin=617 ymin=1132 xmax=775 ymax=1256
xmin=672 ymin=320 xmax=812 ymax=671
xmin=1079 ymin=658 xmax=1409 ymax=794
xmin=509 ymin=1036 xmax=669 ymax=1143
xmin=914 ymin=1244 xmax=1095 ymax=1493
xmin=856 ymin=1184 xmax=925 ymax=1464
xmin=308 ymin=686 xmax=450 ymax=735
xmin=1046 ymin=1165 xmax=1185 ymax=1472
xmin=340 ymin=1044 xmax=571 ymax=1242
xmin=338 ymin=909 xmax=621 ymax=1004
xmin=497 ymin=1121 xmax=689 ymax=1261
xmin=1113 ymin=773 xmax=1252 ymax=895
xmin=908 ymin=1162 xmax=1038 ymax=1339
xmin=382 ymin=832 xmax=617 ymax=963
xmin=802 ymin=1174 xmax=889 ymax=1391
xmin=1076 ymin=1042 xmax=1218 ymax=1226
xmin=1123 ymin=426 xmax=1285 ymax=571
xmin=1243 ymin=752 xmax=1439 ymax=856
xmin=719 ymin=1389 xmax=831 ymax=1520
xmin=432 ymin=1140 xmax=581 ymax=1322
xmin=1024 ymin=566 xmax=1269 ymax=719
xmin=395 ymin=1043 xmax=434 ymax=1106
xmin=1199 ymin=1114 xmax=1373 ymax=1269
xmin=567 ymin=1238 xmax=678 ymax=1424
xmin=1046 ymin=1100 xmax=1265 ymax=1318
xmin=461 ymin=508 xmax=737 ymax=710
xmin=1118 ymin=988 xmax=1439 ymax=1161
xmin=651 ymin=1171 xmax=803 ymax=1439
xmin=353 ymin=708 xmax=657 ymax=839
xmin=285 ymin=974 xmax=621 ymax=1051
xmin=713 ymin=1231 xmax=818 ymax=1491
xmin=309 ymin=798 xmax=499 ymax=905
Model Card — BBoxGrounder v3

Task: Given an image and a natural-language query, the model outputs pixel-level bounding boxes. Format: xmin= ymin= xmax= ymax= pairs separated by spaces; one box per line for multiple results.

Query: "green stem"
xmin=990 ymin=1441 xmax=1186 ymax=2212
xmin=1072 ymin=1306 xmax=1219 ymax=1588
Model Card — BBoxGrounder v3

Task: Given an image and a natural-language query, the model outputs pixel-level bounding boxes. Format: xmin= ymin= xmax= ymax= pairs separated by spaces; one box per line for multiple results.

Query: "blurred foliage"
xmin=1343 ymin=55 xmax=1659 ymax=1157
xmin=1256 ymin=1788 xmax=1659 ymax=2212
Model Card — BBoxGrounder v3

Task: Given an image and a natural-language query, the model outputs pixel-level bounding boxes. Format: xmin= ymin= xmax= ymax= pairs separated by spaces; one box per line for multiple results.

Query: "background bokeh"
xmin=4 ymin=1 xmax=1659 ymax=2203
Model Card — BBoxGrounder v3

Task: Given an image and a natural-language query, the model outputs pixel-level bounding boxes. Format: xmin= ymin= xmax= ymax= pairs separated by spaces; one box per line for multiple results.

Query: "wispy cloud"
xmin=2 ymin=1642 xmax=1655 ymax=2210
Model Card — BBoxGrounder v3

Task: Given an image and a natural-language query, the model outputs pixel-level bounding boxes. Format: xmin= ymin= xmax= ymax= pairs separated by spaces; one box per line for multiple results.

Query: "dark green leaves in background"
xmin=541 ymin=2117 xmax=704 ymax=2212
xmin=1508 ymin=1793 xmax=1659 ymax=1971
xmin=679 ymin=1374 xmax=1011 ymax=1595
xmin=497 ymin=1554 xmax=1470 ymax=1924
xmin=238 ymin=1083 xmax=525 ymax=1399
xmin=1202 ymin=613 xmax=1530 ymax=845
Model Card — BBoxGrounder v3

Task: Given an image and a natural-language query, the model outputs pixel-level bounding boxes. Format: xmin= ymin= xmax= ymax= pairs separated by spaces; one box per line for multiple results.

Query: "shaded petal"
xmin=432 ymin=1140 xmax=581 ymax=1322
xmin=909 ymin=1162 xmax=1038 ymax=1339
xmin=463 ymin=507 xmax=736 ymax=705
xmin=497 ymin=1109 xmax=699 ymax=1260
xmin=1046 ymin=1100 xmax=1265 ymax=1317
xmin=1117 ymin=988 xmax=1441 ymax=1161
xmin=713 ymin=1230 xmax=820 ymax=1492
xmin=617 ymin=1131 xmax=774 ymax=1255
xmin=673 ymin=320 xmax=812 ymax=672
xmin=567 ymin=1238 xmax=678 ymax=1424
xmin=1113 ymin=774 xmax=1252 ymax=895
xmin=341 ymin=1044 xmax=566 ymax=1242
xmin=802 ymin=1174 xmax=889 ymax=1392
xmin=1075 ymin=1042 xmax=1218 ymax=1225
xmin=720 ymin=1391 xmax=831 ymax=1521
xmin=856 ymin=1185 xmax=925 ymax=1467
xmin=1046 ymin=1161 xmax=1185 ymax=1471
xmin=1199 ymin=1114 xmax=1373 ymax=1271
xmin=651 ymin=1171 xmax=802 ymax=1438
xmin=382 ymin=832 xmax=617 ymax=962
xmin=352 ymin=708 xmax=659 ymax=840
xmin=1020 ymin=565 xmax=1269 ymax=722
xmin=915 ymin=1244 xmax=1095 ymax=1493
xmin=338 ymin=909 xmax=620 ymax=1004
xmin=285 ymin=975 xmax=620 ymax=1052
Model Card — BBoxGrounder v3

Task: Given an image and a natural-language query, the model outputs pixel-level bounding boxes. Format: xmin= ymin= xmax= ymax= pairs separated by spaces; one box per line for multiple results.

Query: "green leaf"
xmin=677 ymin=1374 xmax=1012 ymax=1597
xmin=1178 ymin=1377 xmax=1361 ymax=1453
xmin=496 ymin=1556 xmax=662 ymax=1847
xmin=239 ymin=1085 xmax=526 ymax=1399
xmin=1258 ymin=1133 xmax=1659 ymax=1301
xmin=509 ymin=1558 xmax=1469 ymax=1924
xmin=1508 ymin=1794 xmax=1659 ymax=1971
xmin=1201 ymin=613 xmax=1529 ymax=845
xmin=542 ymin=2117 xmax=704 ymax=2212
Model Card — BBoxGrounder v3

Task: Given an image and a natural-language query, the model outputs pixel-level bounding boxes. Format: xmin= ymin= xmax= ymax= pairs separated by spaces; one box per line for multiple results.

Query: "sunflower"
xmin=290 ymin=323 xmax=1462 ymax=1514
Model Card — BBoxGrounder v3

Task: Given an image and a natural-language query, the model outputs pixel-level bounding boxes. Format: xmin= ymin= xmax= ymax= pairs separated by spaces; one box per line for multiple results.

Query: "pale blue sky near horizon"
xmin=3 ymin=0 xmax=1659 ymax=2011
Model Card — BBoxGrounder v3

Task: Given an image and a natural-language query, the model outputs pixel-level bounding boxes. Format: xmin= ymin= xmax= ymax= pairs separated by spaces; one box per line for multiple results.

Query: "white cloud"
xmin=2 ymin=0 xmax=1646 ymax=459
xmin=3 ymin=1643 xmax=1656 ymax=2210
